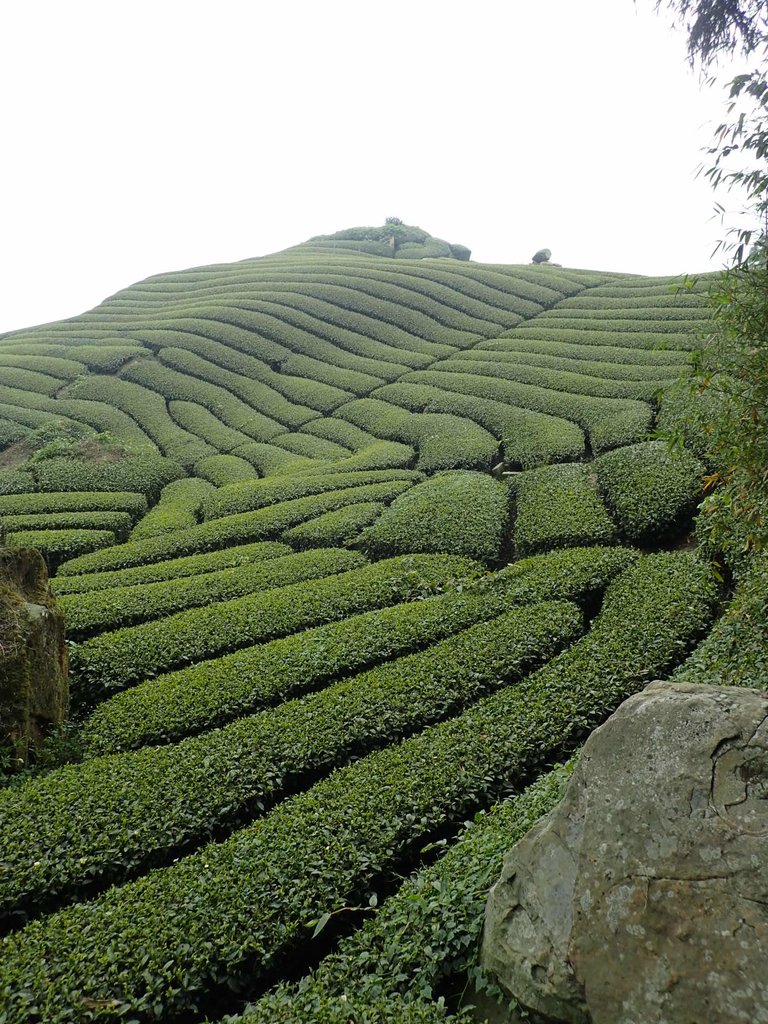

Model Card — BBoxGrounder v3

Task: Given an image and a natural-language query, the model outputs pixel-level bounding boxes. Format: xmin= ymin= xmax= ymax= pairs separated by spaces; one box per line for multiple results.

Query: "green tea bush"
xmin=282 ymin=502 xmax=384 ymax=549
xmin=501 ymin=325 xmax=698 ymax=352
xmin=511 ymin=463 xmax=617 ymax=555
xmin=452 ymin=347 xmax=685 ymax=384
xmin=302 ymin=416 xmax=377 ymax=450
xmin=231 ymin=440 xmax=319 ymax=476
xmin=63 ymin=376 xmax=218 ymax=465
xmin=273 ymin=433 xmax=350 ymax=461
xmin=204 ymin=470 xmax=421 ymax=520
xmin=6 ymin=529 xmax=115 ymax=571
xmin=336 ymin=399 xmax=498 ymax=472
xmin=168 ymin=400 xmax=252 ymax=451
xmin=228 ymin=763 xmax=573 ymax=1022
xmin=216 ymin=300 xmax=414 ymax=374
xmin=306 ymin=440 xmax=415 ymax=474
xmin=82 ymin=545 xmax=636 ymax=754
xmin=51 ymin=541 xmax=289 ymax=595
xmin=0 ymin=510 xmax=134 ymax=542
xmin=439 ymin=356 xmax=664 ymax=402
xmin=33 ymin=453 xmax=184 ymax=500
xmin=375 ymin=381 xmax=586 ymax=468
xmin=403 ymin=370 xmax=653 ymax=453
xmin=0 ymin=469 xmax=36 ymax=495
xmin=593 ymin=440 xmax=704 ymax=544
xmin=0 ymin=354 xmax=85 ymax=380
xmin=0 ymin=342 xmax=142 ymax=373
xmin=62 ymin=547 xmax=366 ymax=636
xmin=58 ymin=479 xmax=416 ymax=575
xmin=1 ymin=602 xmax=579 ymax=916
xmin=0 ymin=366 xmax=62 ymax=396
xmin=0 ymin=554 xmax=716 ymax=1024
xmin=278 ymin=351 xmax=383 ymax=395
xmin=673 ymin=553 xmax=768 ymax=689
xmin=193 ymin=454 xmax=258 ymax=486
xmin=122 ymin=356 xmax=314 ymax=432
xmin=0 ymin=491 xmax=147 ymax=517
xmin=130 ymin=477 xmax=215 ymax=540
xmin=156 ymin=343 xmax=349 ymax=416
xmin=478 ymin=334 xmax=692 ymax=368
xmin=68 ymin=553 xmax=481 ymax=697
xmin=52 ymin=397 xmax=160 ymax=448
xmin=357 ymin=471 xmax=509 ymax=564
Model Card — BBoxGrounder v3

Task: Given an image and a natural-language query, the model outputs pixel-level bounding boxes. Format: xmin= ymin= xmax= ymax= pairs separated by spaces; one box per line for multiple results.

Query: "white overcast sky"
xmin=0 ymin=0 xmax=751 ymax=334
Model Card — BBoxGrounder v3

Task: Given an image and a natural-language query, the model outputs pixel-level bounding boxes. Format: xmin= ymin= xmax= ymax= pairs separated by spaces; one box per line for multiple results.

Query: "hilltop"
xmin=0 ymin=224 xmax=750 ymax=1023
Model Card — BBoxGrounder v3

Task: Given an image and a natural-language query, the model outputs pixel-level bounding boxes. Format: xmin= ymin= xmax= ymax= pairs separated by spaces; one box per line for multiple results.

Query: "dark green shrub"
xmin=58 ymin=479 xmax=417 ymax=575
xmin=511 ymin=463 xmax=616 ymax=555
xmin=593 ymin=440 xmax=704 ymax=543
xmin=357 ymin=471 xmax=509 ymax=564
xmin=0 ymin=554 xmax=716 ymax=1024
xmin=282 ymin=502 xmax=384 ymax=549
xmin=68 ymin=554 xmax=482 ymax=697
xmin=1 ymin=601 xmax=579 ymax=916
xmin=51 ymin=541 xmax=290 ymax=595
xmin=61 ymin=547 xmax=366 ymax=636
xmin=81 ymin=545 xmax=637 ymax=754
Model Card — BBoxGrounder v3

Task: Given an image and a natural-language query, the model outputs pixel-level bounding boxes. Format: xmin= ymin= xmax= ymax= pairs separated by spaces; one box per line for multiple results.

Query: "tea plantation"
xmin=0 ymin=228 xmax=735 ymax=1022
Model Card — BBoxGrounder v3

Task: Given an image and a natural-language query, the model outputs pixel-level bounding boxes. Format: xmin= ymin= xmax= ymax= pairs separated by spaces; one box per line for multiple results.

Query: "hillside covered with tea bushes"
xmin=0 ymin=227 xmax=739 ymax=1022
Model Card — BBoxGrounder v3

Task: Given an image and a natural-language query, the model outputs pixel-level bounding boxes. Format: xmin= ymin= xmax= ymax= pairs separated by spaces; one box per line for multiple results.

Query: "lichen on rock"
xmin=481 ymin=680 xmax=768 ymax=1024
xmin=0 ymin=547 xmax=68 ymax=769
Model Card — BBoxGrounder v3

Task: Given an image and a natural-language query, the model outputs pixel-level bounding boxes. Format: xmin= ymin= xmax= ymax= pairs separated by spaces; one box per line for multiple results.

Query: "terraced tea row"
xmin=0 ymin=553 xmax=717 ymax=1023
xmin=0 ymin=241 xmax=718 ymax=1023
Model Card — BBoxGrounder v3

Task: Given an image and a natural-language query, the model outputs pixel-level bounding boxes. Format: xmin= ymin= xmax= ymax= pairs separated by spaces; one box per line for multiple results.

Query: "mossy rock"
xmin=0 ymin=548 xmax=68 ymax=768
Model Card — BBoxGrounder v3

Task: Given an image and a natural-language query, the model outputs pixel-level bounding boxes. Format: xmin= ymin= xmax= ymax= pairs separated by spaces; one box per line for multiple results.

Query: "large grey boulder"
xmin=481 ymin=681 xmax=768 ymax=1024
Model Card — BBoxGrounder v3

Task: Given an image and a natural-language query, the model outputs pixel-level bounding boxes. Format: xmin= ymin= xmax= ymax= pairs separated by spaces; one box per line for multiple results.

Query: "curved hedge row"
xmin=453 ymin=346 xmax=686 ymax=382
xmin=438 ymin=356 xmax=664 ymax=402
xmin=229 ymin=763 xmax=572 ymax=1023
xmin=51 ymin=541 xmax=290 ymax=595
xmin=0 ymin=602 xmax=580 ymax=919
xmin=272 ymin=432 xmax=350 ymax=461
xmin=375 ymin=381 xmax=586 ymax=468
xmin=68 ymin=553 xmax=482 ymax=698
xmin=155 ymin=343 xmax=349 ymax=416
xmin=304 ymin=440 xmax=415 ymax=474
xmin=282 ymin=502 xmax=383 ymax=550
xmin=81 ymin=545 xmax=638 ymax=754
xmin=204 ymin=470 xmax=422 ymax=520
xmin=593 ymin=440 xmax=704 ymax=543
xmin=31 ymin=453 xmax=184 ymax=500
xmin=336 ymin=398 xmax=498 ymax=472
xmin=61 ymin=547 xmax=366 ymax=637
xmin=193 ymin=454 xmax=258 ymax=486
xmin=167 ymin=400 xmax=253 ymax=451
xmin=277 ymin=350 xmax=384 ymax=394
xmin=477 ymin=334 xmax=693 ymax=367
xmin=230 ymin=440 xmax=320 ymax=476
xmin=0 ymin=491 xmax=147 ymax=517
xmin=301 ymin=416 xmax=377 ymax=451
xmin=129 ymin=477 xmax=216 ymax=540
xmin=357 ymin=471 xmax=509 ymax=564
xmin=63 ymin=376 xmax=218 ymax=465
xmin=501 ymin=325 xmax=699 ymax=352
xmin=6 ymin=529 xmax=116 ymax=571
xmin=58 ymin=478 xmax=418 ymax=575
xmin=0 ymin=510 xmax=134 ymax=542
xmin=403 ymin=370 xmax=653 ymax=454
xmin=511 ymin=463 xmax=617 ymax=555
xmin=122 ymin=355 xmax=316 ymax=432
xmin=0 ymin=554 xmax=717 ymax=1024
